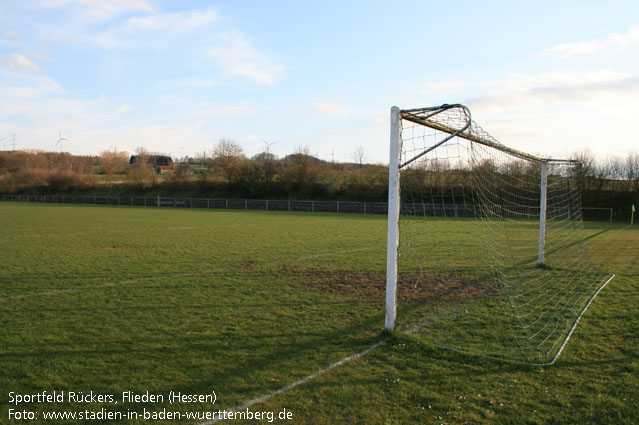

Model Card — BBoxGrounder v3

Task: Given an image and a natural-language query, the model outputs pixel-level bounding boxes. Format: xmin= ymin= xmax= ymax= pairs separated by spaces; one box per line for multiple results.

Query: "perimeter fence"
xmin=0 ymin=194 xmax=614 ymax=221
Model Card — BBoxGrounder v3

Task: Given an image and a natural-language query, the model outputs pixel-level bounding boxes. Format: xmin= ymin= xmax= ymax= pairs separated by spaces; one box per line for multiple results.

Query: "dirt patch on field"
xmin=398 ymin=275 xmax=497 ymax=301
xmin=271 ymin=265 xmax=496 ymax=303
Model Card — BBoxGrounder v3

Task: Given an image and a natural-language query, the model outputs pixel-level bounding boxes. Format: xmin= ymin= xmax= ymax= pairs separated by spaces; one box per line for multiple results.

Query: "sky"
xmin=1 ymin=0 xmax=639 ymax=164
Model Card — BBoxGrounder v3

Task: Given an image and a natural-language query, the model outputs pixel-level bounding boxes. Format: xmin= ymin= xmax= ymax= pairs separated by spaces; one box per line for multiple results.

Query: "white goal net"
xmin=386 ymin=104 xmax=614 ymax=365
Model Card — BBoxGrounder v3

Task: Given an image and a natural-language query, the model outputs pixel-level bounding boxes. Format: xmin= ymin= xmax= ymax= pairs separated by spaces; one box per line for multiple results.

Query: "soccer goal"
xmin=385 ymin=104 xmax=614 ymax=365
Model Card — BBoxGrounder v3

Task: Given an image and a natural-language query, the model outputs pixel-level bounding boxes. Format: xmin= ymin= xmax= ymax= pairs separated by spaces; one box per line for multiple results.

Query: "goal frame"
xmin=384 ymin=104 xmax=579 ymax=331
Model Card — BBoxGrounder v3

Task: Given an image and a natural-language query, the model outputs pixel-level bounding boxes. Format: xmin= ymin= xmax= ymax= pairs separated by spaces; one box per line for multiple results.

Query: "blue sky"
xmin=1 ymin=0 xmax=639 ymax=163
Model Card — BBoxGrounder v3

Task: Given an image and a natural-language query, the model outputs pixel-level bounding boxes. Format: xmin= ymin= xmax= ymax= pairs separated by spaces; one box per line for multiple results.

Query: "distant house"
xmin=129 ymin=154 xmax=173 ymax=167
xmin=157 ymin=166 xmax=175 ymax=175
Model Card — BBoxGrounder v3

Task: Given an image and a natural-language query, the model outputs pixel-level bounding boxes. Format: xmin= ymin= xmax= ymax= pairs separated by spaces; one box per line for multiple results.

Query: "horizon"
xmin=1 ymin=1 xmax=639 ymax=163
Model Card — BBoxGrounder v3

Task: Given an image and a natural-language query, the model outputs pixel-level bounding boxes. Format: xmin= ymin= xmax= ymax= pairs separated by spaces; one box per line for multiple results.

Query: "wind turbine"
xmin=263 ymin=140 xmax=275 ymax=158
xmin=55 ymin=130 xmax=68 ymax=153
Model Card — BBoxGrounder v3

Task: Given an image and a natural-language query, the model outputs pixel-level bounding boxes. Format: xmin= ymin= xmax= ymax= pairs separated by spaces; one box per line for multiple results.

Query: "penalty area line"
xmin=200 ymin=337 xmax=388 ymax=424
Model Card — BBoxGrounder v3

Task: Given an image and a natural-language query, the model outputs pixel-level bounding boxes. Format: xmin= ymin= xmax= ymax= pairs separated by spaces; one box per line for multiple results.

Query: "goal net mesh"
xmin=397 ymin=105 xmax=613 ymax=364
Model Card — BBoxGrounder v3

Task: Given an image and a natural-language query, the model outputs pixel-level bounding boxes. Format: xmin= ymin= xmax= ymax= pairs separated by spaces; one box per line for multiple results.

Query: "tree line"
xmin=0 ymin=143 xmax=637 ymax=216
xmin=0 ymin=141 xmax=386 ymax=201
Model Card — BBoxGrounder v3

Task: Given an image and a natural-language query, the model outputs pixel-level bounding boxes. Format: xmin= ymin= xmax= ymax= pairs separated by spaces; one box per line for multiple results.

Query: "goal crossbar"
xmin=400 ymin=104 xmax=579 ymax=167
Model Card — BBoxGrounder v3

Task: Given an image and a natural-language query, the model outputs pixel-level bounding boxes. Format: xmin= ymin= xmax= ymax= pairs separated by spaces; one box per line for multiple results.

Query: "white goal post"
xmin=384 ymin=104 xmax=613 ymax=365
xmin=384 ymin=106 xmax=401 ymax=330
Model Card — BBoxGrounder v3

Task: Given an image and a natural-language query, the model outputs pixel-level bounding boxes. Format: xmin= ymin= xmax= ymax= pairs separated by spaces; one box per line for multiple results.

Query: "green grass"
xmin=1 ymin=203 xmax=637 ymax=424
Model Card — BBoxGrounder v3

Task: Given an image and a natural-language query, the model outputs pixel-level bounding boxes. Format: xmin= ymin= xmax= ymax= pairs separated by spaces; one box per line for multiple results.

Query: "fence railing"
xmin=0 ymin=194 xmax=614 ymax=221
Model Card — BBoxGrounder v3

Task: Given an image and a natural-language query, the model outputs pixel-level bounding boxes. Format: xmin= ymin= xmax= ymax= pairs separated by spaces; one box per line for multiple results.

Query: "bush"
xmin=46 ymin=171 xmax=95 ymax=192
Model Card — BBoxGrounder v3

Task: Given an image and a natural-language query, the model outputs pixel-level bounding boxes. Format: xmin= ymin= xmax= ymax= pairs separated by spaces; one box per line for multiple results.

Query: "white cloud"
xmin=471 ymin=70 xmax=639 ymax=109
xmin=609 ymin=25 xmax=639 ymax=47
xmin=409 ymin=69 xmax=639 ymax=159
xmin=3 ymin=30 xmax=19 ymax=38
xmin=116 ymin=104 xmax=132 ymax=113
xmin=310 ymin=102 xmax=351 ymax=118
xmin=173 ymin=78 xmax=222 ymax=88
xmin=39 ymin=0 xmax=154 ymax=21
xmin=0 ymin=71 xmax=217 ymax=155
xmin=0 ymin=76 xmax=256 ymax=155
xmin=463 ymin=70 xmax=639 ymax=157
xmin=2 ymin=53 xmax=43 ymax=73
xmin=79 ymin=0 xmax=154 ymax=20
xmin=121 ymin=8 xmax=216 ymax=32
xmin=209 ymin=34 xmax=284 ymax=84
xmin=0 ymin=69 xmax=62 ymax=91
xmin=421 ymin=81 xmax=469 ymax=95
xmin=537 ymin=25 xmax=639 ymax=57
xmin=75 ymin=123 xmax=209 ymax=156
xmin=95 ymin=8 xmax=218 ymax=48
xmin=154 ymin=93 xmax=255 ymax=118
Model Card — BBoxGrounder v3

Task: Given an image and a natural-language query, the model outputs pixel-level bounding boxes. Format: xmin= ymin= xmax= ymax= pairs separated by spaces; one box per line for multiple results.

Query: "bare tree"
xmin=598 ymin=156 xmax=624 ymax=191
xmin=213 ymin=139 xmax=243 ymax=158
xmin=252 ymin=151 xmax=277 ymax=182
xmin=128 ymin=147 xmax=155 ymax=185
xmin=603 ymin=156 xmax=624 ymax=179
xmin=572 ymin=149 xmax=597 ymax=175
xmin=99 ymin=150 xmax=129 ymax=182
xmin=252 ymin=152 xmax=277 ymax=162
xmin=625 ymin=152 xmax=639 ymax=191
xmin=280 ymin=145 xmax=320 ymax=186
xmin=212 ymin=139 xmax=245 ymax=181
xmin=351 ymin=144 xmax=366 ymax=168
xmin=294 ymin=144 xmax=313 ymax=157
xmin=571 ymin=149 xmax=598 ymax=191
xmin=166 ymin=163 xmax=192 ymax=186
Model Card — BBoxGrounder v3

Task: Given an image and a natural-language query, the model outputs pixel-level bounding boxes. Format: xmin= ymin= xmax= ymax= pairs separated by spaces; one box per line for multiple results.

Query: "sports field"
xmin=1 ymin=202 xmax=638 ymax=424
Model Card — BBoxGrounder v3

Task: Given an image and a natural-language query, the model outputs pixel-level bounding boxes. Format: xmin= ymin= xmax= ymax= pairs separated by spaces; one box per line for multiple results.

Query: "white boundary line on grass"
xmin=0 ymin=272 xmax=210 ymax=301
xmin=416 ymin=273 xmax=617 ymax=367
xmin=548 ymin=272 xmax=616 ymax=365
xmin=200 ymin=337 xmax=388 ymax=424
xmin=0 ymin=226 xmax=201 ymax=240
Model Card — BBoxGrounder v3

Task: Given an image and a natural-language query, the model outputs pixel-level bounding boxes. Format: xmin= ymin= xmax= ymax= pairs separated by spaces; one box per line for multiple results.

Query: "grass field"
xmin=1 ymin=202 xmax=638 ymax=424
